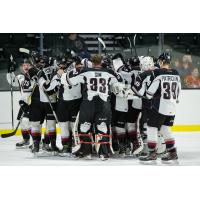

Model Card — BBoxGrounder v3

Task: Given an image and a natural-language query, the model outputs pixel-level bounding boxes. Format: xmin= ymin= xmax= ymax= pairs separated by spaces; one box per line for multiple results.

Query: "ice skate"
xmin=161 ymin=148 xmax=179 ymax=164
xmin=98 ymin=144 xmax=110 ymax=161
xmin=73 ymin=143 xmax=92 ymax=159
xmin=50 ymin=140 xmax=60 ymax=156
xmin=31 ymin=141 xmax=40 ymax=157
xmin=139 ymin=150 xmax=157 ymax=164
xmin=29 ymin=143 xmax=34 ymax=150
xmin=112 ymin=139 xmax=119 ymax=152
xmin=59 ymin=144 xmax=72 ymax=157
xmin=125 ymin=141 xmax=132 ymax=156
xmin=118 ymin=142 xmax=126 ymax=158
xmin=139 ymin=141 xmax=149 ymax=157
xmin=33 ymin=140 xmax=53 ymax=157
xmin=42 ymin=141 xmax=52 ymax=152
xmin=99 ymin=154 xmax=109 ymax=161
xmin=16 ymin=139 xmax=30 ymax=149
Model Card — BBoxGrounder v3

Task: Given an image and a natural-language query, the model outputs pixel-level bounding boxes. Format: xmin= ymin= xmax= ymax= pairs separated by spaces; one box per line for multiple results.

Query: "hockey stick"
xmin=127 ymin=37 xmax=133 ymax=56
xmin=133 ymin=34 xmax=138 ymax=57
xmin=0 ymin=79 xmax=39 ymax=138
xmin=19 ymin=48 xmax=30 ymax=55
xmin=42 ymin=89 xmax=59 ymax=123
xmin=1 ymin=112 xmax=25 ymax=138
xmin=72 ymin=111 xmax=80 ymax=146
xmin=9 ymin=55 xmax=14 ymax=129
xmin=98 ymin=37 xmax=107 ymax=56
xmin=19 ymin=48 xmax=34 ymax=65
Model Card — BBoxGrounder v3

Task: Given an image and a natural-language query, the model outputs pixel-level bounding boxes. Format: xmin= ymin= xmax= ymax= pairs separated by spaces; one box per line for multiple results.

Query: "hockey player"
xmin=6 ymin=59 xmax=33 ymax=148
xmin=66 ymin=54 xmax=124 ymax=160
xmin=56 ymin=57 xmax=83 ymax=156
xmin=130 ymin=56 xmax=156 ymax=155
xmin=139 ymin=52 xmax=181 ymax=163
xmin=28 ymin=55 xmax=59 ymax=156
xmin=111 ymin=54 xmax=142 ymax=156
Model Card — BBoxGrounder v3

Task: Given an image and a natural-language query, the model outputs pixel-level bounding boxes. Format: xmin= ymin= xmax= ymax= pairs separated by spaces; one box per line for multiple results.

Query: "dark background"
xmin=1 ymin=33 xmax=200 ymax=90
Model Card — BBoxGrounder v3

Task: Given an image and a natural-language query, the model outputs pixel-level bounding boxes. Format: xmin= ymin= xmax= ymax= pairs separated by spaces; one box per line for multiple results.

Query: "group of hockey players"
xmin=6 ymin=47 xmax=181 ymax=163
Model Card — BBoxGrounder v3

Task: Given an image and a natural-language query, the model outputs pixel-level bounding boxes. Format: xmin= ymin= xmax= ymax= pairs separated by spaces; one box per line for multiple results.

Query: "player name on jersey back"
xmin=161 ymin=75 xmax=179 ymax=82
xmin=147 ymin=68 xmax=181 ymax=116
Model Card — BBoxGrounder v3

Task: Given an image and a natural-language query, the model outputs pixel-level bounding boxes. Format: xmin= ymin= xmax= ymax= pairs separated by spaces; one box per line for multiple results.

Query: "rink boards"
xmin=1 ymin=124 xmax=200 ymax=137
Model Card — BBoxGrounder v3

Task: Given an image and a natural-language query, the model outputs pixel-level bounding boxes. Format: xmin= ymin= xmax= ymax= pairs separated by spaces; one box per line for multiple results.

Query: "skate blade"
xmin=34 ymin=151 xmax=53 ymax=157
xmin=109 ymin=152 xmax=119 ymax=158
xmin=119 ymin=153 xmax=127 ymax=158
xmin=161 ymin=159 xmax=179 ymax=165
xmin=78 ymin=154 xmax=92 ymax=160
xmin=16 ymin=145 xmax=30 ymax=150
xmin=139 ymin=160 xmax=157 ymax=165
xmin=58 ymin=153 xmax=73 ymax=158
xmin=73 ymin=153 xmax=92 ymax=160
xmin=85 ymin=154 xmax=92 ymax=160
xmin=100 ymin=155 xmax=109 ymax=161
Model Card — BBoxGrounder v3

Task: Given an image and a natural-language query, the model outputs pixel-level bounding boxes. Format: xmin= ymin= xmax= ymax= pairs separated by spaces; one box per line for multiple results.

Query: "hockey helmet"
xmin=158 ymin=52 xmax=171 ymax=63
xmin=128 ymin=56 xmax=140 ymax=67
xmin=140 ymin=56 xmax=154 ymax=71
xmin=37 ymin=55 xmax=50 ymax=69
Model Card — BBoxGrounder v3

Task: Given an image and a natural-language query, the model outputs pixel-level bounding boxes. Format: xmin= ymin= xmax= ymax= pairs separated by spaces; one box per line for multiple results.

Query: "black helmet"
xmin=31 ymin=51 xmax=40 ymax=64
xmin=102 ymin=56 xmax=112 ymax=68
xmin=37 ymin=55 xmax=49 ymax=68
xmin=57 ymin=56 xmax=67 ymax=65
xmin=112 ymin=53 xmax=125 ymax=64
xmin=128 ymin=56 xmax=140 ymax=67
xmin=73 ymin=56 xmax=82 ymax=65
xmin=158 ymin=52 xmax=171 ymax=63
xmin=21 ymin=58 xmax=32 ymax=65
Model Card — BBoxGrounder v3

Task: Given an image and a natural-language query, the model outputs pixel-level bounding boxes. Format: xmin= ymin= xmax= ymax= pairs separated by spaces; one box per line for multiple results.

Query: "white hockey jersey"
xmin=146 ymin=68 xmax=181 ymax=116
xmin=67 ymin=67 xmax=123 ymax=102
xmin=6 ymin=72 xmax=34 ymax=104
xmin=59 ymin=66 xmax=82 ymax=101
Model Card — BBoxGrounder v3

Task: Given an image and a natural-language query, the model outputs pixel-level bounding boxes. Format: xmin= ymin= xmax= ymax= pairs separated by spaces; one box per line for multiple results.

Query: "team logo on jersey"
xmin=22 ymin=80 xmax=31 ymax=88
xmin=95 ymin=72 xmax=102 ymax=77
xmin=43 ymin=67 xmax=53 ymax=75
xmin=73 ymin=71 xmax=78 ymax=75
xmin=135 ymin=81 xmax=140 ymax=87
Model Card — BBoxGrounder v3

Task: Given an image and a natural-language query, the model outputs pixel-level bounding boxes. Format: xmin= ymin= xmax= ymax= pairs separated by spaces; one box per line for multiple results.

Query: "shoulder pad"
xmin=17 ymin=74 xmax=25 ymax=81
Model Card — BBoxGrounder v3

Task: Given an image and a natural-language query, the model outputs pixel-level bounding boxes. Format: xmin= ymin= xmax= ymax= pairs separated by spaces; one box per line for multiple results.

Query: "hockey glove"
xmin=8 ymin=61 xmax=17 ymax=73
xmin=28 ymin=67 xmax=42 ymax=82
xmin=19 ymin=100 xmax=29 ymax=114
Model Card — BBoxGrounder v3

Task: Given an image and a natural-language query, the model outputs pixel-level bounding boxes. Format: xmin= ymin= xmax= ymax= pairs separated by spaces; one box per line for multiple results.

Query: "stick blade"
xmin=19 ymin=48 xmax=30 ymax=54
xmin=98 ymin=37 xmax=106 ymax=49
xmin=1 ymin=131 xmax=16 ymax=138
xmin=133 ymin=34 xmax=137 ymax=46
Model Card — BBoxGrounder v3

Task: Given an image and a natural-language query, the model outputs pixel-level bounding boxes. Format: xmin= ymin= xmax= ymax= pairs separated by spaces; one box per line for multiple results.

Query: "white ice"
xmin=0 ymin=132 xmax=200 ymax=166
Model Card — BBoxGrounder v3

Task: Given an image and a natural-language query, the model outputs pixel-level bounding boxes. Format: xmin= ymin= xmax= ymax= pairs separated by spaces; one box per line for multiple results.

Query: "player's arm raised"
xmin=66 ymin=69 xmax=85 ymax=86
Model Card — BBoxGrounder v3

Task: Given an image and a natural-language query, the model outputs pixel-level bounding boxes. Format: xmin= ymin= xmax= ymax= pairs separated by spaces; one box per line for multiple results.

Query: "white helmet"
xmin=140 ymin=56 xmax=154 ymax=71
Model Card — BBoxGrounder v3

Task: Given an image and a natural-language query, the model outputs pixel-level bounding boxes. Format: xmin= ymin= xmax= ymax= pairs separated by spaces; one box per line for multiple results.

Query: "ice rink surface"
xmin=0 ymin=132 xmax=200 ymax=166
